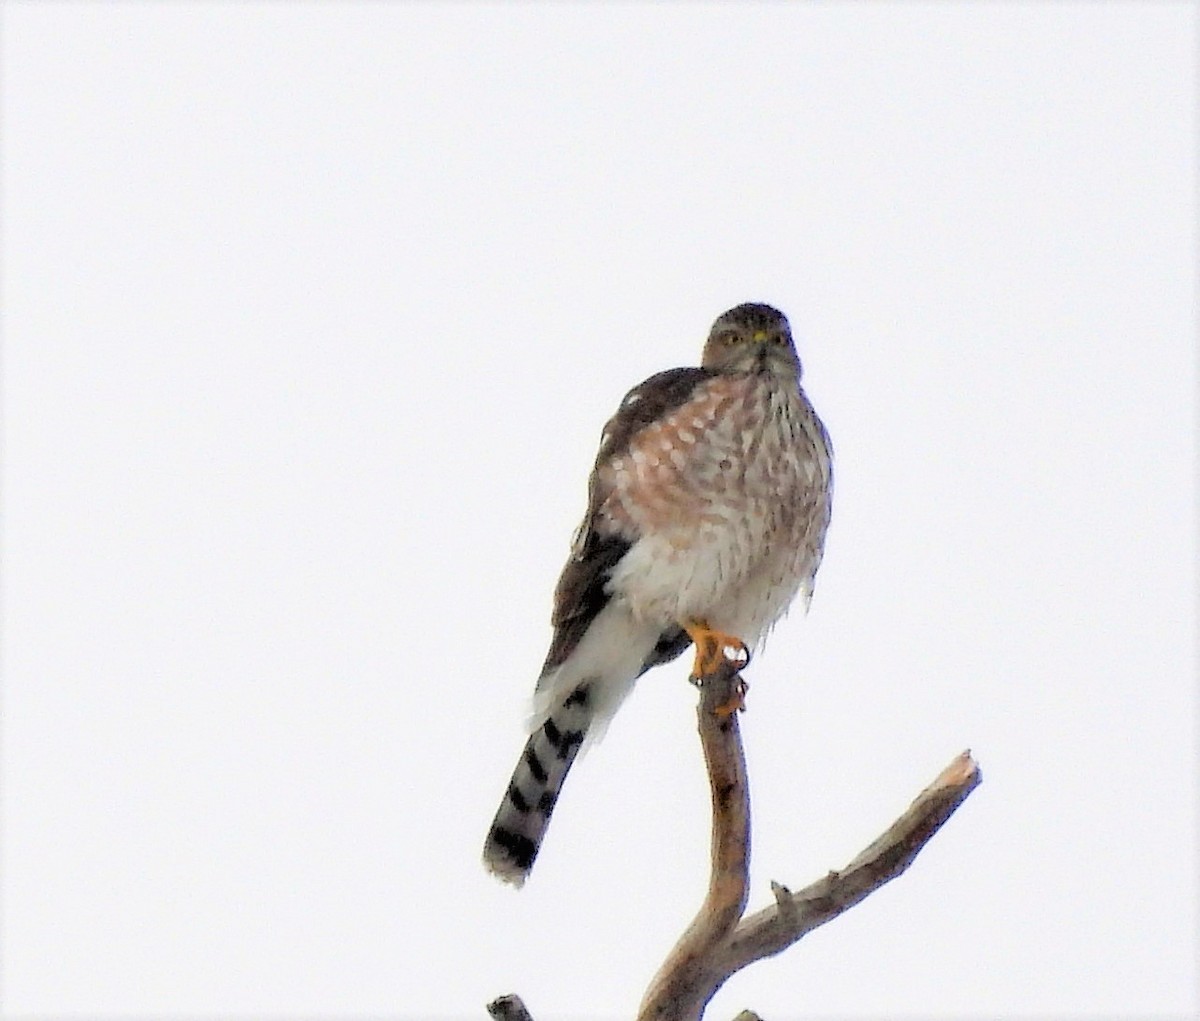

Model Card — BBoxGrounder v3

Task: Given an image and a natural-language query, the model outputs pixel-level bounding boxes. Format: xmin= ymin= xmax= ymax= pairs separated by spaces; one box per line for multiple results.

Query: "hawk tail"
xmin=482 ymin=682 xmax=592 ymax=887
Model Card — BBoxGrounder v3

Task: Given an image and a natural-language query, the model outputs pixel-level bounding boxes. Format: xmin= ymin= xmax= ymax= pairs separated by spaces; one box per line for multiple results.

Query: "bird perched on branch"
xmin=483 ymin=303 xmax=833 ymax=886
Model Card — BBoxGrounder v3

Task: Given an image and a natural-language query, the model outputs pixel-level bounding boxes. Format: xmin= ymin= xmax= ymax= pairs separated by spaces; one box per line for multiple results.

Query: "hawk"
xmin=483 ymin=303 xmax=833 ymax=886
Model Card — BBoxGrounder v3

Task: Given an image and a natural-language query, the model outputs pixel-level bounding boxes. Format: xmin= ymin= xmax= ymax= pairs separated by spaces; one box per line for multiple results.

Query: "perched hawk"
xmin=483 ymin=303 xmax=833 ymax=886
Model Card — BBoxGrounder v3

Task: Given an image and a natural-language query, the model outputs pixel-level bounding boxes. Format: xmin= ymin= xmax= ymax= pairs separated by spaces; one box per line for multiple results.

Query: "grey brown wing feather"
xmin=485 ymin=367 xmax=717 ymax=885
xmin=539 ymin=366 xmax=717 ymax=677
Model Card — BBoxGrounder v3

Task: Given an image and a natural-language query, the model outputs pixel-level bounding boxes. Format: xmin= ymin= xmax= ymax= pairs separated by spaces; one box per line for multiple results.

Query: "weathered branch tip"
xmin=487 ymin=993 xmax=534 ymax=1021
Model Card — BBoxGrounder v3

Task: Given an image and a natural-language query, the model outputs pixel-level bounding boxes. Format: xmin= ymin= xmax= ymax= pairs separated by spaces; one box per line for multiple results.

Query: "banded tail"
xmin=483 ymin=682 xmax=592 ymax=886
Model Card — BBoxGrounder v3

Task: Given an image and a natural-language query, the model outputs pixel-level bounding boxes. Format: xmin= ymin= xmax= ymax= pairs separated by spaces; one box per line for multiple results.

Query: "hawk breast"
xmin=598 ymin=370 xmax=832 ymax=643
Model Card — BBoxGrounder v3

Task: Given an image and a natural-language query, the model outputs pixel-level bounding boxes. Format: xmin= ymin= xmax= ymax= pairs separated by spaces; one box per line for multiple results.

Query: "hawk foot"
xmin=714 ymin=677 xmax=749 ymax=717
xmin=683 ymin=620 xmax=751 ymax=679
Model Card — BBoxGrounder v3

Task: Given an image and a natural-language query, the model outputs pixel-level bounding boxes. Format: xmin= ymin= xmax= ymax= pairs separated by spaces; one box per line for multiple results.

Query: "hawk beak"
xmin=751 ymin=331 xmax=770 ymax=368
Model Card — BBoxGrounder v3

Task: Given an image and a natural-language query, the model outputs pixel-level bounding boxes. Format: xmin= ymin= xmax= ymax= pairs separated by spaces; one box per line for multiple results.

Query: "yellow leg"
xmin=682 ymin=619 xmax=750 ymax=679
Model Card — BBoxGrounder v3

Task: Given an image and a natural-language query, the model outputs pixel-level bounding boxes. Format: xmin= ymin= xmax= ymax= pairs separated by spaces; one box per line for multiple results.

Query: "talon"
xmin=682 ymin=620 xmax=750 ymax=678
xmin=714 ymin=677 xmax=749 ymax=717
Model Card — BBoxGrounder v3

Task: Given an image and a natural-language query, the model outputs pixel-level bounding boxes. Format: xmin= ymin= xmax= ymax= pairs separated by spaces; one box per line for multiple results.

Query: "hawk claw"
xmin=683 ymin=620 xmax=751 ymax=679
xmin=714 ymin=677 xmax=749 ymax=716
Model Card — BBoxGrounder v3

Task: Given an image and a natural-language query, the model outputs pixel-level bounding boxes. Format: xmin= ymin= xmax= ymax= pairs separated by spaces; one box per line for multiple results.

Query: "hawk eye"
xmin=719 ymin=330 xmax=739 ymax=346
xmin=771 ymin=333 xmax=786 ymax=345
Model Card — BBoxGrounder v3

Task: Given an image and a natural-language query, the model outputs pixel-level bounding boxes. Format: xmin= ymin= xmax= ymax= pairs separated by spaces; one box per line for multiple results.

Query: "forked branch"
xmin=638 ymin=660 xmax=982 ymax=1020
xmin=489 ymin=660 xmax=981 ymax=1021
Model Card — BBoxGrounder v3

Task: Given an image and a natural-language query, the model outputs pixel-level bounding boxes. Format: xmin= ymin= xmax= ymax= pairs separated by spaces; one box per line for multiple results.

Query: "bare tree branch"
xmin=638 ymin=660 xmax=750 ymax=1020
xmin=638 ymin=659 xmax=982 ymax=1021
xmin=487 ymin=993 xmax=535 ymax=1021
xmin=488 ymin=658 xmax=982 ymax=1021
xmin=721 ymin=750 xmax=981 ymax=973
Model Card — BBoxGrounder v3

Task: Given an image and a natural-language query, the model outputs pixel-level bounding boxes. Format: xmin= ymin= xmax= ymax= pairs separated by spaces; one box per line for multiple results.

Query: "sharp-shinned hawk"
xmin=483 ymin=303 xmax=833 ymax=886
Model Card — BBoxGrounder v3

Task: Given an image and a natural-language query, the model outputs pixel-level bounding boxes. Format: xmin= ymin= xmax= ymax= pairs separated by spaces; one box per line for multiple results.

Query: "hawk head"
xmin=701 ymin=302 xmax=801 ymax=379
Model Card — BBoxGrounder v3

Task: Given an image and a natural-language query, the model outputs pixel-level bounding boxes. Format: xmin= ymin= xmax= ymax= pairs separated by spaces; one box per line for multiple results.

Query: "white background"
xmin=2 ymin=3 xmax=1195 ymax=1019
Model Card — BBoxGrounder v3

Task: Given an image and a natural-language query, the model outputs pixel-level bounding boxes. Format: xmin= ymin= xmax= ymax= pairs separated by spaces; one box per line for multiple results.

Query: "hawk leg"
xmin=683 ymin=620 xmax=750 ymax=679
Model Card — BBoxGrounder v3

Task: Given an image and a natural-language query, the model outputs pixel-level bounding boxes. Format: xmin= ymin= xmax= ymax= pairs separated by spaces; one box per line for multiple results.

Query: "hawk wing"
xmin=539 ymin=366 xmax=716 ymax=679
xmin=485 ymin=366 xmax=719 ymax=886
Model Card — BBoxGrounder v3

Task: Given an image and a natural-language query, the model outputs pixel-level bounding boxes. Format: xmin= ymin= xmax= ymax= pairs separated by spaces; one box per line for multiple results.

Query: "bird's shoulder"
xmin=594 ymin=366 xmax=717 ymax=467
xmin=544 ymin=367 xmax=714 ymax=649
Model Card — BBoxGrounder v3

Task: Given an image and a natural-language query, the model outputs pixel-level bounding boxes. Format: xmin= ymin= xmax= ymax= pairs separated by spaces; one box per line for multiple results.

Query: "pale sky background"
xmin=1 ymin=3 xmax=1196 ymax=1019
